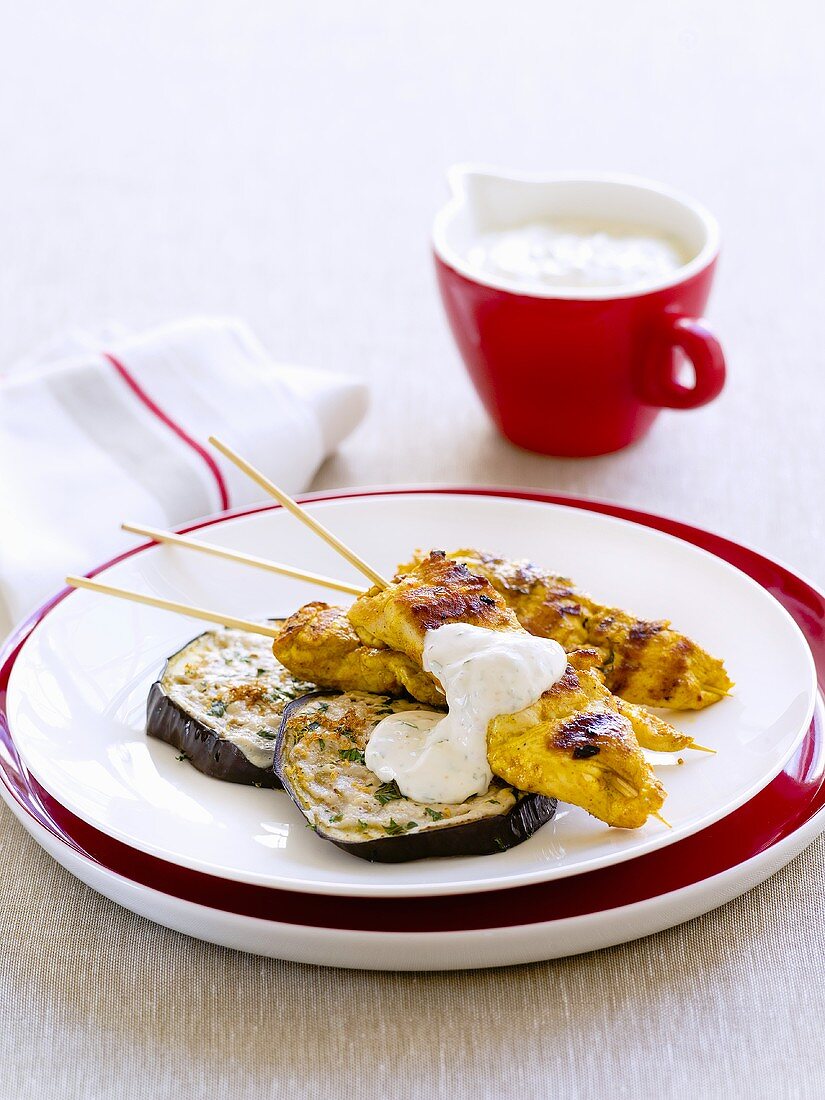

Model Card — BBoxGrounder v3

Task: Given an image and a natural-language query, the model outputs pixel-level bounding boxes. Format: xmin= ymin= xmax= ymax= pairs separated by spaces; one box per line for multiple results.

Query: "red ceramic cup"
xmin=433 ymin=168 xmax=726 ymax=457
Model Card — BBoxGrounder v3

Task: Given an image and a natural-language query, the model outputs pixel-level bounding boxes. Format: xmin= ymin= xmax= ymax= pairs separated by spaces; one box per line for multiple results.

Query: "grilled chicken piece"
xmin=347 ymin=551 xmax=519 ymax=663
xmin=488 ymin=664 xmax=665 ymax=829
xmin=399 ymin=548 xmax=733 ymax=710
xmin=566 ymin=648 xmax=695 ymax=753
xmin=344 ymin=551 xmax=666 ymax=827
xmin=273 ymin=601 xmax=445 ymax=708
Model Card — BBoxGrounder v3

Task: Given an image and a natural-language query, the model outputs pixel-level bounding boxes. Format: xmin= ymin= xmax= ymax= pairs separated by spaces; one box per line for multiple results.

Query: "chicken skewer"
xmin=119 ymin=519 xmax=711 ymax=752
xmin=273 ymin=601 xmax=702 ymax=755
xmin=399 ymin=549 xmax=733 ymax=710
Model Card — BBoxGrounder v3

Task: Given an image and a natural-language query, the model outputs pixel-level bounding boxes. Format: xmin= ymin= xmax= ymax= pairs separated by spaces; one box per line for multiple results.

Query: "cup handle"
xmin=637 ymin=314 xmax=726 ymax=410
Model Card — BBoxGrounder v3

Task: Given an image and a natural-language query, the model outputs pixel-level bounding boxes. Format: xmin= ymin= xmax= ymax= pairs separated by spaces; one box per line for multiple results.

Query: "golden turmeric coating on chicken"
xmin=273 ymin=601 xmax=445 ymax=708
xmin=488 ymin=664 xmax=666 ymax=829
xmin=347 ymin=551 xmax=518 ymax=663
xmin=399 ymin=549 xmax=733 ymax=710
xmin=343 ymin=552 xmax=666 ymax=828
xmin=566 ymin=647 xmax=695 ymax=753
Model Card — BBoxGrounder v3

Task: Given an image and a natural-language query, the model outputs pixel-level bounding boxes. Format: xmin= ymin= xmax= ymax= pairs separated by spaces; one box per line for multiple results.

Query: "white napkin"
xmin=0 ymin=317 xmax=368 ymax=636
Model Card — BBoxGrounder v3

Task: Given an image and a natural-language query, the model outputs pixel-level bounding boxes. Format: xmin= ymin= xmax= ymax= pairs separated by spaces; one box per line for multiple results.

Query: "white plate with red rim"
xmin=2 ymin=487 xmax=824 ymax=969
xmin=4 ymin=489 xmax=817 ymax=901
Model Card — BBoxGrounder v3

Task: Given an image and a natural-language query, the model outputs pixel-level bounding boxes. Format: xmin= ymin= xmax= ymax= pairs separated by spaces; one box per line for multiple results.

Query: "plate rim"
xmin=4 ymin=780 xmax=824 ymax=969
xmin=1 ymin=486 xmax=823 ymax=931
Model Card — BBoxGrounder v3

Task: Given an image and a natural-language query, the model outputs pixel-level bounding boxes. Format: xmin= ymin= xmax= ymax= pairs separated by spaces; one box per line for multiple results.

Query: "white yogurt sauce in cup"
xmin=365 ymin=623 xmax=567 ymax=804
xmin=466 ymin=219 xmax=688 ymax=291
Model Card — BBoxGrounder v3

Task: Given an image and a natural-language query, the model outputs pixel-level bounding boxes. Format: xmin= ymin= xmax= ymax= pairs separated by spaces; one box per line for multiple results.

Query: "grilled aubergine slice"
xmin=275 ymin=691 xmax=557 ymax=862
xmin=147 ymin=626 xmax=311 ymax=787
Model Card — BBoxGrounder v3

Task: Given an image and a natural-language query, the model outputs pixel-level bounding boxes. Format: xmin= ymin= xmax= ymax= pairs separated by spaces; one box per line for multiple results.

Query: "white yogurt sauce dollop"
xmin=365 ymin=624 xmax=567 ymax=804
xmin=466 ymin=219 xmax=687 ymax=290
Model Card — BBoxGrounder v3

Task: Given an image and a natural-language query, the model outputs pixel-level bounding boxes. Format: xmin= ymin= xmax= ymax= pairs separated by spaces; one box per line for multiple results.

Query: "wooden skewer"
xmin=207 ymin=436 xmax=390 ymax=590
xmin=608 ymin=776 xmax=672 ymax=827
xmin=700 ymin=684 xmax=734 ymax=699
xmin=65 ymin=575 xmax=281 ymax=639
xmin=611 ymin=776 xmax=639 ymax=798
xmin=121 ymin=522 xmax=364 ymax=597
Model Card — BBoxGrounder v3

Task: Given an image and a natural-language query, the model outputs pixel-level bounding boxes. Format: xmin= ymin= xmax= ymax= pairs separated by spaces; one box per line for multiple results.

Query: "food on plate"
xmin=485 ymin=662 xmax=665 ymax=829
xmin=567 ymin=648 xmax=696 ymax=753
xmin=399 ymin=548 xmax=733 ymax=709
xmin=147 ymin=626 xmax=310 ymax=786
xmin=274 ymin=610 xmax=697 ymax=756
xmin=273 ymin=601 xmax=445 ymax=707
xmin=144 ymin=541 xmax=727 ymax=851
xmin=337 ymin=551 xmax=665 ymax=828
xmin=74 ymin=438 xmax=732 ymax=864
xmin=275 ymin=690 xmax=557 ymax=861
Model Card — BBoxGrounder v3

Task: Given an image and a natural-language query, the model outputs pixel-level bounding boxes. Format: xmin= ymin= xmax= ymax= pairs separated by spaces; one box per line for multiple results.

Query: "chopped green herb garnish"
xmin=356 ymin=819 xmax=369 ymax=831
xmin=267 ymin=686 xmax=300 ymax=704
xmin=317 ymin=702 xmax=330 ymax=712
xmin=383 ymin=818 xmax=418 ymax=836
xmin=493 ymin=838 xmax=506 ymax=851
xmin=308 ymin=721 xmax=321 ymax=731
xmin=374 ymin=780 xmax=405 ymax=806
xmin=423 ymin=807 xmax=444 ymax=821
xmin=175 ymin=752 xmax=189 ymax=762
xmin=256 ymin=728 xmax=277 ymax=740
xmin=339 ymin=747 xmax=366 ymax=765
xmin=318 ymin=738 xmax=326 ymax=751
xmin=209 ymin=700 xmax=226 ymax=718
xmin=256 ymin=668 xmax=266 ymax=676
xmin=329 ymin=813 xmax=343 ymax=823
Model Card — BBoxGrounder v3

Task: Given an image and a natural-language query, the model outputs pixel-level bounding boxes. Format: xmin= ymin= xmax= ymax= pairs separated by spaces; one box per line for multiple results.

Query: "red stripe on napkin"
xmin=103 ymin=352 xmax=230 ymax=511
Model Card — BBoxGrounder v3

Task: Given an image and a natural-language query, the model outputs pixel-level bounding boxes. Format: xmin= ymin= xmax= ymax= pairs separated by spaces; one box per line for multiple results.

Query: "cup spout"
xmin=445 ymin=163 xmax=500 ymax=206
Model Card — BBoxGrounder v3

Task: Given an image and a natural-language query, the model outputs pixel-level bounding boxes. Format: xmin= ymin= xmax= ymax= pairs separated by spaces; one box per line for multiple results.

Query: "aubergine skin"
xmin=320 ymin=786 xmax=557 ymax=863
xmin=147 ymin=680 xmax=281 ymax=787
xmin=274 ymin=691 xmax=557 ymax=863
xmin=146 ymin=626 xmax=311 ymax=788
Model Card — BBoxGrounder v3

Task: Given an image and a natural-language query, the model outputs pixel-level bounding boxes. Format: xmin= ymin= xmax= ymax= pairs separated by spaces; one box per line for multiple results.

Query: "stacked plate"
xmin=1 ymin=490 xmax=822 ymax=970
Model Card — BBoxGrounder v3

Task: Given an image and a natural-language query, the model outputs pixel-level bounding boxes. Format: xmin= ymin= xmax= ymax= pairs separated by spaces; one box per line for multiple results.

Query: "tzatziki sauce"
xmin=466 ymin=219 xmax=687 ymax=291
xmin=365 ymin=623 xmax=567 ymax=804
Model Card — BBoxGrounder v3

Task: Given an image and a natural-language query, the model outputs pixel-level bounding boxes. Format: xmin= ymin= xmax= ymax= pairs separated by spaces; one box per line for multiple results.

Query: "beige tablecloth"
xmin=1 ymin=1 xmax=823 ymax=1096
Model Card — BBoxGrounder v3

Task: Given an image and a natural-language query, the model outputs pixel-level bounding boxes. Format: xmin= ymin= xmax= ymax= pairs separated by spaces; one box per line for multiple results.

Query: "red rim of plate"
xmin=1 ymin=487 xmax=823 ymax=935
